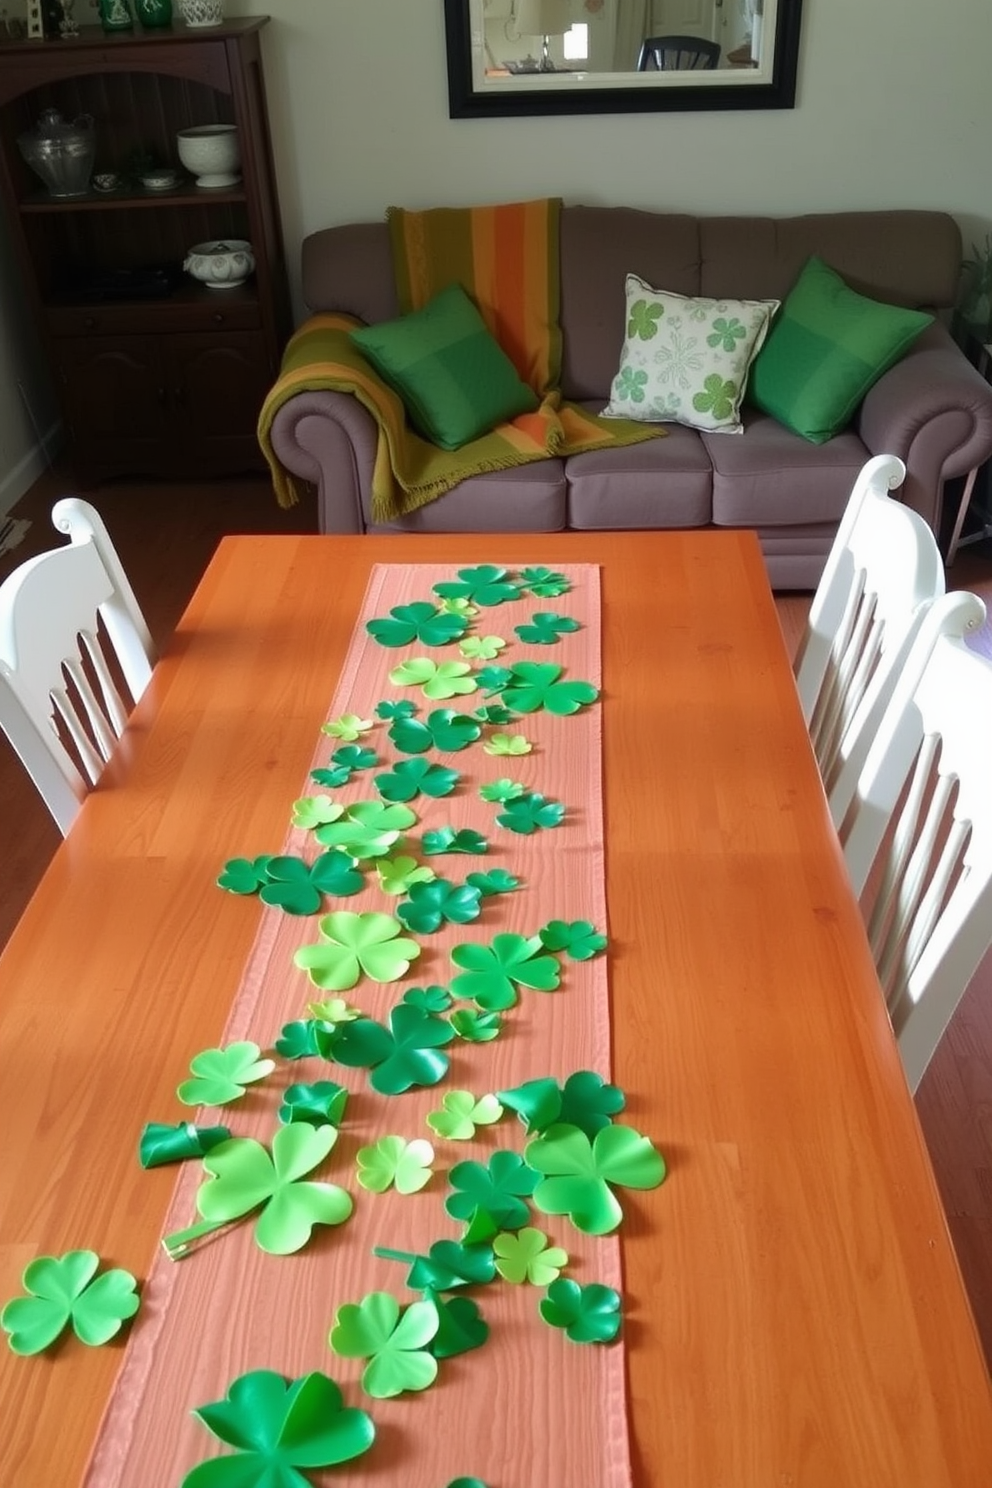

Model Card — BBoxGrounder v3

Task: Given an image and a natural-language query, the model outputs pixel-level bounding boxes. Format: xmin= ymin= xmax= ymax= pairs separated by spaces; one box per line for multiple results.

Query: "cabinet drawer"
xmin=47 ymin=297 xmax=262 ymax=337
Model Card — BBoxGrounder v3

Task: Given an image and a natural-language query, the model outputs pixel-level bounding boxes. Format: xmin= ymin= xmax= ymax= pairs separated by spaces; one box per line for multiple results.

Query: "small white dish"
xmin=140 ymin=170 xmax=182 ymax=192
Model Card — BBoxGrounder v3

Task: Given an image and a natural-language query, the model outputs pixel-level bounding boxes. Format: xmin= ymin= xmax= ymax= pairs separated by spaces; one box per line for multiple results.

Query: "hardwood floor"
xmin=2 ymin=463 xmax=992 ymax=1372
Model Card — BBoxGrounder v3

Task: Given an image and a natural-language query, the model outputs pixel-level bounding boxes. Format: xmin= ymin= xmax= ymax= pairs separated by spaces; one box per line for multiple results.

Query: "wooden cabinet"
xmin=0 ymin=18 xmax=289 ymax=483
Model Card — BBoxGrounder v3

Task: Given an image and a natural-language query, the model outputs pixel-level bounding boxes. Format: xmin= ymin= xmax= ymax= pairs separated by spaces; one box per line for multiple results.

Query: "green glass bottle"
xmin=134 ymin=0 xmax=173 ymax=26
xmin=98 ymin=0 xmax=134 ymax=31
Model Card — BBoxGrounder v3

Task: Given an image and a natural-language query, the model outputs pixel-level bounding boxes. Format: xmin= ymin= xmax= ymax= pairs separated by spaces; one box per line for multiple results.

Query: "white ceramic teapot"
xmin=182 ymin=239 xmax=254 ymax=290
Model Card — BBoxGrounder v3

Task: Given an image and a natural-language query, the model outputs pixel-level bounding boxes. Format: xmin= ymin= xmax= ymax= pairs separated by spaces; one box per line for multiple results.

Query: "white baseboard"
xmin=0 ymin=420 xmax=63 ymax=520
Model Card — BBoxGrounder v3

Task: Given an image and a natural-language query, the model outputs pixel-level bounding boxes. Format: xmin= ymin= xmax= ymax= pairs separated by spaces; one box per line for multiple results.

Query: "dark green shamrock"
xmin=373 ymin=758 xmax=460 ymax=803
xmin=139 ymin=1122 xmax=231 ymax=1169
xmin=310 ymin=765 xmax=350 ymax=789
xmin=373 ymin=1238 xmax=496 ymax=1292
xmin=517 ymin=566 xmax=571 ymax=598
xmin=445 ymin=1150 xmax=539 ymax=1232
xmin=513 ymin=612 xmax=581 ymax=645
xmin=366 ymin=601 xmax=468 ymax=648
xmin=388 ymin=709 xmax=482 ymax=755
xmin=259 ymin=852 xmax=364 ymax=914
xmin=538 ymin=918 xmax=608 ymax=960
xmin=183 ymin=1369 xmax=375 ymax=1487
xmin=539 ymin=1278 xmax=622 ymax=1344
xmin=474 ymin=665 xmax=513 ymax=696
xmin=501 ymin=661 xmax=599 ymax=716
xmin=328 ymin=1004 xmax=455 ymax=1094
xmin=465 ymin=868 xmax=521 ymax=896
xmin=422 ymin=827 xmax=488 ymax=856
xmin=375 ymin=698 xmax=417 ymax=720
xmin=449 ymin=932 xmax=561 ymax=1010
xmin=449 ymin=1008 xmax=502 ymax=1042
xmin=496 ymin=792 xmax=565 ymax=835
xmin=217 ymin=855 xmax=274 ymax=895
xmin=331 ymin=744 xmax=378 ymax=770
xmin=473 ymin=702 xmax=515 ymax=724
xmin=402 ymin=984 xmax=453 ymax=1013
xmin=498 ymin=1071 xmax=625 ymax=1138
xmin=274 ymin=1019 xmax=322 ymax=1059
xmin=424 ymin=1287 xmax=489 ymax=1359
xmin=278 ymin=1081 xmax=349 ymax=1127
xmin=433 ymin=564 xmax=521 ymax=607
xmin=396 ymin=878 xmax=482 ymax=933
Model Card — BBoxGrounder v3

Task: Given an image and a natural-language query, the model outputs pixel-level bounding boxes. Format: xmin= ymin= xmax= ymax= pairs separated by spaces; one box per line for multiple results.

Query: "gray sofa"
xmin=268 ymin=207 xmax=992 ymax=588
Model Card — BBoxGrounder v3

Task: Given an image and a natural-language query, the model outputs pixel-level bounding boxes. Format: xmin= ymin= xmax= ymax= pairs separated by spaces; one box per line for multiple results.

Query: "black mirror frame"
xmin=444 ymin=0 xmax=803 ymax=118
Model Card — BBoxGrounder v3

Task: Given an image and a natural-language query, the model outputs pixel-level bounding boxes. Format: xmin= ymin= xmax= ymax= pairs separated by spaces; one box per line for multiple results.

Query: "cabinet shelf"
xmin=19 ymin=185 xmax=247 ymax=212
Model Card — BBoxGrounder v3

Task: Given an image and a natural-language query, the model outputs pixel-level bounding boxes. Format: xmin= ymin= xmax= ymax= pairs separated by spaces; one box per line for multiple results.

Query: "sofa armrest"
xmin=856 ymin=322 xmax=992 ymax=531
xmin=268 ymin=389 xmax=380 ymax=533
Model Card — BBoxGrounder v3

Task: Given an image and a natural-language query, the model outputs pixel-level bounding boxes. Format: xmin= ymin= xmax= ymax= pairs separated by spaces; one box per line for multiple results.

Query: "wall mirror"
xmin=444 ymin=0 xmax=803 ymax=117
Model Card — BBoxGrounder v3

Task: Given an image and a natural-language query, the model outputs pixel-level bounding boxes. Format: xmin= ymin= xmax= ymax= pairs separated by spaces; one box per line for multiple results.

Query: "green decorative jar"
xmin=98 ymin=0 xmax=134 ymax=30
xmin=134 ymin=0 xmax=173 ymax=26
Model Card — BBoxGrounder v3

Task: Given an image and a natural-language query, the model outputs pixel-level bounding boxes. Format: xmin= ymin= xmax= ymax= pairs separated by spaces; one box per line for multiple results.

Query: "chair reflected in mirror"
xmin=636 ymin=35 xmax=721 ymax=71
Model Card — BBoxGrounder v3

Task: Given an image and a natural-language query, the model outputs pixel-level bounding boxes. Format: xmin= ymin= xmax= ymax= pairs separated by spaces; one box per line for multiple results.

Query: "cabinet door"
xmin=168 ymin=330 xmax=270 ymax=474
xmin=56 ymin=335 xmax=171 ymax=481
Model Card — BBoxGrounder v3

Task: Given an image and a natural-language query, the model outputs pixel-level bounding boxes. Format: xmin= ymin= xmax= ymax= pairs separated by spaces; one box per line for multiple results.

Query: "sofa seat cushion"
xmin=566 ymin=420 xmax=712 ymax=529
xmin=702 ymin=412 xmax=868 ymax=526
xmin=363 ymin=458 xmax=567 ymax=534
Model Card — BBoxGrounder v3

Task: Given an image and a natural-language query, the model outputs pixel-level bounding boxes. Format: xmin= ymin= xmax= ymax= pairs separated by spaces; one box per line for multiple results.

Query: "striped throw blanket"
xmin=259 ymin=198 xmax=664 ymax=519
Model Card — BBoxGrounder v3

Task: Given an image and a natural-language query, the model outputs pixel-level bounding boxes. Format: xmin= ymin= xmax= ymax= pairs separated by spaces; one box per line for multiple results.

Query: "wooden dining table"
xmin=1 ymin=529 xmax=991 ymax=1487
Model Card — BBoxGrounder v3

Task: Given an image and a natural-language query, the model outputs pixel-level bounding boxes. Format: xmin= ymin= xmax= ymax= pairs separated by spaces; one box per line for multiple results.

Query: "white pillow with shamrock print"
xmin=602 ymin=274 xmax=780 ymax=433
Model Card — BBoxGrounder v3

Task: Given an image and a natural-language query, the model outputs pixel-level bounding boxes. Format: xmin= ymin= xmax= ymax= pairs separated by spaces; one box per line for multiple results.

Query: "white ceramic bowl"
xmin=183 ymin=239 xmax=255 ymax=290
xmin=175 ymin=125 xmax=240 ymax=188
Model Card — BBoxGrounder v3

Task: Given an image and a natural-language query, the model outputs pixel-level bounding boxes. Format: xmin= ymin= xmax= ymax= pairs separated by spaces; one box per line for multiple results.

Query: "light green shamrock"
xmin=692 ymin=372 xmax=737 ymax=421
xmin=449 ymin=933 xmax=561 ymax=1011
xmin=330 ymin=1291 xmax=439 ymax=1398
xmin=293 ymin=911 xmax=420 ymax=991
xmin=376 ymin=855 xmax=437 ymax=896
xmin=307 ymin=997 xmax=362 ymax=1025
xmin=525 ymin=1121 xmax=666 ymax=1235
xmin=314 ymin=800 xmax=417 ymax=859
xmin=437 ymin=596 xmax=478 ymax=618
xmin=321 ymin=713 xmax=373 ymax=742
xmin=194 ymin=1124 xmax=353 ymax=1255
xmin=427 ymin=1090 xmax=504 ymax=1141
xmin=483 ymin=732 xmax=532 ymax=757
xmin=449 ymin=1008 xmax=503 ymax=1043
xmin=492 ymin=1227 xmax=568 ymax=1286
xmin=1 ymin=1250 xmax=139 ymax=1355
xmin=614 ymin=365 xmax=648 ymax=403
xmin=478 ymin=778 xmax=525 ymax=803
xmin=459 ymin=635 xmax=506 ymax=660
xmin=290 ymin=795 xmax=344 ymax=831
xmin=356 ymin=1136 xmax=435 ymax=1194
xmin=627 ymin=298 xmax=664 ymax=340
xmin=388 ymin=657 xmax=478 ymax=700
xmin=177 ymin=1041 xmax=276 ymax=1106
xmin=707 ymin=315 xmax=747 ymax=353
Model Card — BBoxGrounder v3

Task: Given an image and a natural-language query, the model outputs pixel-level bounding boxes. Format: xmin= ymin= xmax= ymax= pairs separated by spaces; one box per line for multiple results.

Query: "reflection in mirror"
xmin=445 ymin=0 xmax=803 ymax=116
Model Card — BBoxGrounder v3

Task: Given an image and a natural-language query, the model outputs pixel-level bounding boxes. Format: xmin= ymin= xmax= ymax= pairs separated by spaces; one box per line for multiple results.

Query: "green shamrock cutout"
xmin=314 ymin=800 xmax=417 ymax=859
xmin=274 ymin=1019 xmax=322 ymax=1059
xmin=310 ymin=765 xmax=350 ymax=789
xmin=291 ymin=795 xmax=343 ymax=831
xmin=496 ymin=791 xmax=565 ymax=834
xmin=446 ymin=1480 xmax=489 ymax=1488
xmin=483 ymin=732 xmax=532 ymax=757
xmin=539 ymin=1278 xmax=622 ymax=1344
xmin=366 ymin=601 xmax=468 ymax=648
xmin=307 ymin=997 xmax=361 ymax=1025
xmin=518 ymin=566 xmax=571 ymax=598
xmin=449 ymin=933 xmax=561 ymax=1011
xmin=437 ymin=595 xmax=478 ymax=619
xmin=525 ymin=1122 xmax=666 ymax=1235
xmin=262 ymin=853 xmax=364 ymax=913
xmin=329 ymin=1004 xmax=455 ymax=1094
xmin=402 ymin=984 xmax=453 ymax=1013
xmin=692 ymin=372 xmax=736 ymax=421
xmin=433 ymin=564 xmax=521 ymax=607
xmin=139 ymin=1122 xmax=230 ymax=1168
xmin=178 ymin=1041 xmax=275 ymax=1106
xmin=330 ymin=1291 xmax=439 ymax=1398
xmin=397 ymin=878 xmax=482 ymax=933
xmin=216 ymin=855 xmax=274 ymax=894
xmin=356 ymin=1136 xmax=435 ymax=1194
xmin=389 ymin=657 xmax=478 ymax=700
xmin=500 ymin=1069 xmax=629 ymax=1140
xmin=459 ymin=634 xmax=506 ymax=660
xmin=311 ymin=746 xmax=377 ymax=789
xmin=478 ymin=778 xmax=525 ymax=803
xmin=445 ymin=1150 xmax=539 ymax=1232
xmin=474 ymin=664 xmax=513 ymax=695
xmin=538 ymin=918 xmax=608 ymax=960
xmin=422 ymin=827 xmax=488 ymax=856
xmin=293 ymin=911 xmax=420 ymax=991
xmin=321 ymin=713 xmax=373 ymax=742
xmin=449 ymin=1008 xmax=503 ymax=1042
xmin=278 ymin=1081 xmax=348 ymax=1127
xmin=374 ymin=758 xmax=459 ymax=803
xmin=183 ymin=1369 xmax=375 ymax=1488
xmin=628 ymin=297 xmax=664 ymax=340
xmin=513 ymin=612 xmax=581 ymax=645
xmin=501 ymin=661 xmax=600 ymax=716
xmin=465 ymin=868 xmax=521 ymax=896
xmin=389 ymin=708 xmax=482 ymax=755
xmin=496 ymin=1076 xmax=563 ymax=1134
xmin=375 ymin=698 xmax=417 ymax=720
xmin=194 ymin=1125 xmax=353 ymax=1255
xmin=492 ymin=1227 xmax=568 ymax=1286
xmin=376 ymin=855 xmax=436 ymax=895
xmin=1 ymin=1250 xmax=139 ymax=1355
xmin=427 ymin=1090 xmax=504 ymax=1141
xmin=425 ymin=1287 xmax=489 ymax=1359
xmin=474 ymin=702 xmax=514 ymax=724
xmin=374 ymin=1238 xmax=496 ymax=1292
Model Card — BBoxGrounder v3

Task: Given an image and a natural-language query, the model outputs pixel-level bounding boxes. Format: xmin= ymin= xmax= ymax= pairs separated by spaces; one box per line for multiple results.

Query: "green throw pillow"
xmin=350 ymin=282 xmax=538 ymax=450
xmin=748 ymin=256 xmax=934 ymax=443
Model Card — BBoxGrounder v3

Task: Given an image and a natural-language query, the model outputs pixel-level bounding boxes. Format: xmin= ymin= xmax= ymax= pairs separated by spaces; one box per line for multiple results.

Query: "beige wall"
xmin=3 ymin=0 xmax=991 ymax=501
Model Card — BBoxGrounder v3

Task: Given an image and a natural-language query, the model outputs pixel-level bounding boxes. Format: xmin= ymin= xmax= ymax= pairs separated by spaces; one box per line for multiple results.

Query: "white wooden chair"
xmin=838 ymin=589 xmax=992 ymax=1091
xmin=793 ymin=453 xmax=946 ymax=828
xmin=0 ymin=497 xmax=155 ymax=835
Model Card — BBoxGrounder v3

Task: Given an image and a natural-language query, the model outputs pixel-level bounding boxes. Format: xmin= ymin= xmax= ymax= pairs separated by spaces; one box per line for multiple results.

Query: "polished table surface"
xmin=1 ymin=531 xmax=990 ymax=1486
